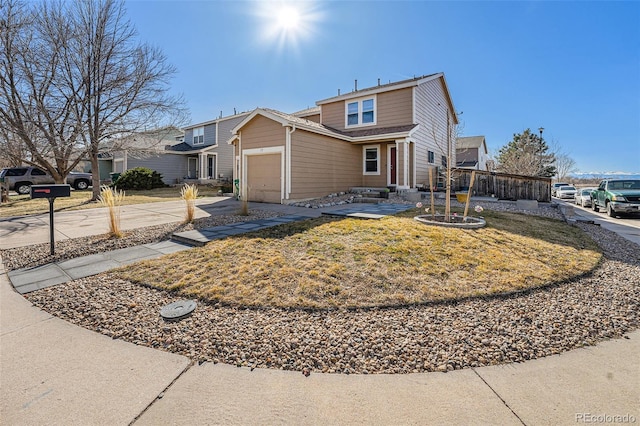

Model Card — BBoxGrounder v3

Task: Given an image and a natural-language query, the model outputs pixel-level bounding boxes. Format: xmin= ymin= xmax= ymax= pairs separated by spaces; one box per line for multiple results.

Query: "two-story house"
xmin=456 ymin=136 xmax=489 ymax=171
xmin=109 ymin=112 xmax=248 ymax=185
xmin=166 ymin=111 xmax=249 ymax=183
xmin=228 ymin=73 xmax=458 ymax=203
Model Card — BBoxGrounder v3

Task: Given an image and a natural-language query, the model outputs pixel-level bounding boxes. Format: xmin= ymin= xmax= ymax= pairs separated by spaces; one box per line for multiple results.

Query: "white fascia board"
xmin=293 ymin=123 xmax=352 ymax=142
xmin=349 ymin=128 xmax=418 ymax=144
xmin=436 ymin=74 xmax=459 ymax=125
xmin=230 ymin=108 xmax=289 ymax=135
xmin=226 ymin=134 xmax=239 ymax=145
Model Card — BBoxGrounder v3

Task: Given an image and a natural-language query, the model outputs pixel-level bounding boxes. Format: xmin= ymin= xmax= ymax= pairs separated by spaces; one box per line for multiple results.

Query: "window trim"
xmin=427 ymin=150 xmax=434 ymax=164
xmin=345 ymin=95 xmax=377 ymax=128
xmin=192 ymin=126 xmax=204 ymax=145
xmin=363 ymin=145 xmax=381 ymax=175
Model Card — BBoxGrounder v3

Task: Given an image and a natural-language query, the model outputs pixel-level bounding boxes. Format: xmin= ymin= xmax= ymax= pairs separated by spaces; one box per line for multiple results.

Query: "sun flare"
xmin=255 ymin=1 xmax=323 ymax=52
xmin=277 ymin=7 xmax=300 ymax=30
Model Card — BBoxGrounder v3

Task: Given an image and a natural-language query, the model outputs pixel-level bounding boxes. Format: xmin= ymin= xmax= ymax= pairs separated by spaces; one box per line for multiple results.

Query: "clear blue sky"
xmin=125 ymin=0 xmax=640 ymax=174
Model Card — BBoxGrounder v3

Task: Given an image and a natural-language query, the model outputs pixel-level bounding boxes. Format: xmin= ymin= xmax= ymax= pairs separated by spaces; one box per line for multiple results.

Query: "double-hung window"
xmin=193 ymin=127 xmax=204 ymax=145
xmin=428 ymin=150 xmax=435 ymax=164
xmin=346 ymin=96 xmax=376 ymax=127
xmin=363 ymin=145 xmax=380 ymax=175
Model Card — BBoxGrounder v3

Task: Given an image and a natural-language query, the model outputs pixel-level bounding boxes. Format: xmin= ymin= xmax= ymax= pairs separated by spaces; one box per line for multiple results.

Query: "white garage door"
xmin=246 ymin=154 xmax=281 ymax=203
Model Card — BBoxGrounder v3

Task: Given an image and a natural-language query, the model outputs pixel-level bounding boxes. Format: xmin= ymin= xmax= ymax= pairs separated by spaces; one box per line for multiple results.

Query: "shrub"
xmin=114 ymin=167 xmax=166 ymax=190
xmin=180 ymin=184 xmax=199 ymax=223
xmin=98 ymin=185 xmax=125 ymax=238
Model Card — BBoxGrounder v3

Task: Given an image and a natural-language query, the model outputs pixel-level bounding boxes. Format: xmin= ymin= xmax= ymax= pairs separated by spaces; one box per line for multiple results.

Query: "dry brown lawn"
xmin=0 ymin=186 xmax=223 ymax=218
xmin=114 ymin=208 xmax=602 ymax=309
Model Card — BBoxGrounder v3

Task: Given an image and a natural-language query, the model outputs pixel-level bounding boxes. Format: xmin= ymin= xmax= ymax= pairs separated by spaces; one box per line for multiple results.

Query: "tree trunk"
xmin=90 ymin=150 xmax=101 ymax=201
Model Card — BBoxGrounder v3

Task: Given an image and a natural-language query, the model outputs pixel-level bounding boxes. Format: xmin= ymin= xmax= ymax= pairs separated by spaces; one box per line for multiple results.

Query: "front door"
xmin=188 ymin=157 xmax=197 ymax=179
xmin=207 ymin=156 xmax=215 ymax=179
xmin=390 ymin=147 xmax=397 ymax=185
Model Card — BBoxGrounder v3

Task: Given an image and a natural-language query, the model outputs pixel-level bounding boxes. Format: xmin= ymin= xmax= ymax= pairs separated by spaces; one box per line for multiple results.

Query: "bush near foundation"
xmin=114 ymin=167 xmax=166 ymax=190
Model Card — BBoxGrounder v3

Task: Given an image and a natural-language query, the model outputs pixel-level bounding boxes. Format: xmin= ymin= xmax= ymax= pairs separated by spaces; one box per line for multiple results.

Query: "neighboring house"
xmin=173 ymin=112 xmax=249 ymax=182
xmin=107 ymin=127 xmax=185 ymax=185
xmin=456 ymin=136 xmax=489 ymax=171
xmin=106 ymin=112 xmax=249 ymax=185
xmin=229 ymin=73 xmax=458 ymax=203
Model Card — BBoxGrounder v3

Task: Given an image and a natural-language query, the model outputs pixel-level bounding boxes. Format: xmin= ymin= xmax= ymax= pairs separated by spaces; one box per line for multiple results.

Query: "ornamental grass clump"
xmin=181 ymin=184 xmax=199 ymax=223
xmin=98 ymin=185 xmax=125 ymax=238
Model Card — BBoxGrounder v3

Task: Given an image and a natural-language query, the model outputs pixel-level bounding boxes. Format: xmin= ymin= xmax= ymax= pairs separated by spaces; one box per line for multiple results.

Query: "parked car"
xmin=591 ymin=179 xmax=640 ymax=217
xmin=0 ymin=167 xmax=92 ymax=195
xmin=551 ymin=182 xmax=570 ymax=197
xmin=574 ymin=187 xmax=595 ymax=208
xmin=555 ymin=185 xmax=577 ymax=199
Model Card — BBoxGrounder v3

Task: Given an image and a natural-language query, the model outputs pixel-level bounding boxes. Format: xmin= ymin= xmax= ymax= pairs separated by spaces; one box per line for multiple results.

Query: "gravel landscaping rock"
xmin=21 ymin=221 xmax=640 ymax=375
xmin=293 ymin=192 xmax=564 ymax=220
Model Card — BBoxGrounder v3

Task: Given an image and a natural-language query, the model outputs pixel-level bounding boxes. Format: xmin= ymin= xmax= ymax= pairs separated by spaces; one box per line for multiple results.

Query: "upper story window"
xmin=428 ymin=150 xmax=434 ymax=164
xmin=193 ymin=126 xmax=204 ymax=145
xmin=345 ymin=96 xmax=376 ymax=127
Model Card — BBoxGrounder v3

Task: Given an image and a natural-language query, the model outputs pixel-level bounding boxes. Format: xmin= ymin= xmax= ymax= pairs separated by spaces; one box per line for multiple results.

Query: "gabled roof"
xmin=457 ymin=136 xmax=487 ymax=153
xmin=339 ymin=124 xmax=418 ymax=138
xmin=456 ymin=160 xmax=479 ymax=168
xmin=291 ymin=106 xmax=321 ymax=117
xmin=100 ymin=127 xmax=184 ymax=152
xmin=166 ymin=142 xmax=201 ymax=152
xmin=228 ymin=108 xmax=418 ymax=145
xmin=183 ymin=111 xmax=251 ymax=130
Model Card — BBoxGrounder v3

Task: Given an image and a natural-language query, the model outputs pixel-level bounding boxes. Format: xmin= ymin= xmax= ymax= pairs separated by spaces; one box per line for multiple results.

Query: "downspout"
xmin=238 ymin=131 xmax=243 ymax=200
xmin=285 ymin=124 xmax=296 ymax=200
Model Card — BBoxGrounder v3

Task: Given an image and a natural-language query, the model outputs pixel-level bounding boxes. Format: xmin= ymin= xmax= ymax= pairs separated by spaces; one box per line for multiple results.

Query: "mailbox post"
xmin=31 ymin=184 xmax=71 ymax=255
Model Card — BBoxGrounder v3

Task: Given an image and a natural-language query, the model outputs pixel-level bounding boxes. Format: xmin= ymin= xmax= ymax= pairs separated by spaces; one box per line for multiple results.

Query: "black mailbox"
xmin=31 ymin=184 xmax=71 ymax=199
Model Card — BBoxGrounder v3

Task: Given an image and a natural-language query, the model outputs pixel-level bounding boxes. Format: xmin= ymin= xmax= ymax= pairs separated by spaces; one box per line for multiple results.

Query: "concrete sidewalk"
xmin=0 ymin=196 xmax=321 ymax=249
xmin=1 ymin=199 xmax=639 ymax=424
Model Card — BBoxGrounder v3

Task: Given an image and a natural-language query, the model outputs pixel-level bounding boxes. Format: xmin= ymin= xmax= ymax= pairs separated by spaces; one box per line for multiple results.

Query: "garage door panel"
xmin=247 ymin=154 xmax=281 ymax=203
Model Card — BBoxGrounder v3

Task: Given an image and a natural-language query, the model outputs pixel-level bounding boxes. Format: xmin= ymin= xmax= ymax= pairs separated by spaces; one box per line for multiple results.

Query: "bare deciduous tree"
xmin=429 ymin=108 xmax=461 ymax=221
xmin=555 ymin=152 xmax=577 ymax=181
xmin=0 ymin=0 xmax=86 ymax=182
xmin=0 ymin=0 xmax=187 ymax=197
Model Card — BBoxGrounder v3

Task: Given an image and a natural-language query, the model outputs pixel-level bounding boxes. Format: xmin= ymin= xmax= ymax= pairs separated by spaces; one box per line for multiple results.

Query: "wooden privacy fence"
xmin=452 ymin=169 xmax=551 ymax=202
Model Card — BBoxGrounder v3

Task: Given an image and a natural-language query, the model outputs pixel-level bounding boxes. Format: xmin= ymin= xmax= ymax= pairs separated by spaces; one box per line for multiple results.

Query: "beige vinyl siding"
xmin=413 ymin=78 xmax=456 ymax=186
xmin=240 ymin=115 xmax=286 ymax=150
xmin=304 ymin=113 xmax=320 ymax=123
xmin=376 ymin=88 xmax=413 ymax=127
xmin=319 ymin=102 xmax=343 ymax=130
xmin=319 ymin=88 xmax=413 ymax=131
xmin=289 ymin=130 xmax=362 ymax=199
xmin=362 ymin=144 xmax=389 ymax=187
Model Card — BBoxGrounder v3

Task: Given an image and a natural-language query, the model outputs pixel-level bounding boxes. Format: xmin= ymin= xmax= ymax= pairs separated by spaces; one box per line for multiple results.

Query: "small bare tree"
xmin=429 ymin=108 xmax=461 ymax=221
xmin=554 ymin=152 xmax=577 ymax=181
